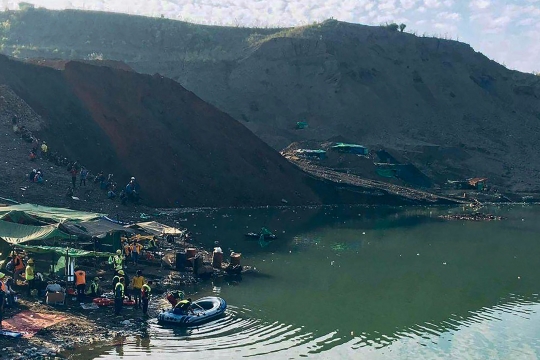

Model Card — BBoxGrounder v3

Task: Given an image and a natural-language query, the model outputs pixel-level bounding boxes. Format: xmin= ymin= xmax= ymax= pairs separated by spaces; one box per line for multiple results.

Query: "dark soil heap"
xmin=0 ymin=55 xmax=325 ymax=207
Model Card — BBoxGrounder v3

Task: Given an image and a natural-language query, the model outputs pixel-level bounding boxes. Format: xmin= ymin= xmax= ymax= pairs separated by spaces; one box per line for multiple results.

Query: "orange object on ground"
xmin=3 ymin=310 xmax=67 ymax=338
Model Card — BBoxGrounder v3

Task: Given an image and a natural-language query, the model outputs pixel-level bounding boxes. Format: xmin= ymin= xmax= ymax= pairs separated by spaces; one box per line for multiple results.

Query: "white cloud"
xmin=424 ymin=0 xmax=441 ymax=8
xmin=437 ymin=11 xmax=461 ymax=21
xmin=400 ymin=0 xmax=418 ymax=9
xmin=470 ymin=0 xmax=491 ymax=10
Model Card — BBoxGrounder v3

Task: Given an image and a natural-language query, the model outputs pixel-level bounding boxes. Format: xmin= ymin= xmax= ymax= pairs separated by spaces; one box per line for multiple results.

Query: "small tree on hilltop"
xmin=399 ymin=23 xmax=406 ymax=32
xmin=385 ymin=23 xmax=399 ymax=31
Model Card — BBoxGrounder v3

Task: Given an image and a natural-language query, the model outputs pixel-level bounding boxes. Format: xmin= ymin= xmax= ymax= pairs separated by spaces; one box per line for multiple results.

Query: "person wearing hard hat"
xmin=112 ymin=270 xmax=124 ymax=290
xmin=25 ymin=259 xmax=35 ymax=296
xmin=86 ymin=277 xmax=102 ymax=297
xmin=113 ymin=249 xmax=124 ymax=273
xmin=141 ymin=280 xmax=153 ymax=316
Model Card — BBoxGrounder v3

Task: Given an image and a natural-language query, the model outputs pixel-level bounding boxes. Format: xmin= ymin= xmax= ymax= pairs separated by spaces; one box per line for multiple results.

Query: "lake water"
xmin=74 ymin=205 xmax=540 ymax=359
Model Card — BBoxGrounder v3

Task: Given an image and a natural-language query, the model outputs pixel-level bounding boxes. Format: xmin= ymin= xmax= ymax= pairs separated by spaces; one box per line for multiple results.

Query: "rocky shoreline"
xmin=0 ymin=292 xmax=175 ymax=360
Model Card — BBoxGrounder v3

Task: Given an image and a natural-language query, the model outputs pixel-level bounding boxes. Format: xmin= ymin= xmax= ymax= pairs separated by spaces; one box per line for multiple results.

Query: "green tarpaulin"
xmin=0 ymin=204 xmax=103 ymax=223
xmin=16 ymin=244 xmax=114 ymax=258
xmin=0 ymin=210 xmax=52 ymax=226
xmin=0 ymin=220 xmax=75 ymax=244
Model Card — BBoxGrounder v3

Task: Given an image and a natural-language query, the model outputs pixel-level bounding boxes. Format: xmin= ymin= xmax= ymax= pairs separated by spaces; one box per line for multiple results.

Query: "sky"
xmin=3 ymin=0 xmax=540 ymax=73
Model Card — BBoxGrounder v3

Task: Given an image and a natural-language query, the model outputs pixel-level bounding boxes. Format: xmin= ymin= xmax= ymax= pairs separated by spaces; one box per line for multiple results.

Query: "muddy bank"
xmin=0 ymin=294 xmax=170 ymax=360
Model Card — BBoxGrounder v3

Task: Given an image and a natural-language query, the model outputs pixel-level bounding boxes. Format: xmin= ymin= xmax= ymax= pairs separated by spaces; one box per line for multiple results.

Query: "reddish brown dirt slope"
xmin=0 ymin=55 xmax=324 ymax=207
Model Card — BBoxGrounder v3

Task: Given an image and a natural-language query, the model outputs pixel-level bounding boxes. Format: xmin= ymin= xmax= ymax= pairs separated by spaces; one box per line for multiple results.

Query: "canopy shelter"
xmin=0 ymin=220 xmax=75 ymax=244
xmin=0 ymin=210 xmax=54 ymax=226
xmin=330 ymin=143 xmax=369 ymax=155
xmin=15 ymin=244 xmax=115 ymax=282
xmin=126 ymin=221 xmax=184 ymax=236
xmin=61 ymin=218 xmax=136 ymax=238
xmin=15 ymin=244 xmax=114 ymax=258
xmin=0 ymin=204 xmax=103 ymax=223
xmin=294 ymin=149 xmax=327 ymax=160
xmin=60 ymin=218 xmax=138 ymax=253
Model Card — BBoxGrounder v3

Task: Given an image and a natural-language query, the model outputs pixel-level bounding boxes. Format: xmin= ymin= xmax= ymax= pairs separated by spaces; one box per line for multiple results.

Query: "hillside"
xmin=1 ymin=8 xmax=540 ymax=194
xmin=2 ymin=55 xmax=450 ymax=208
xmin=0 ymin=54 xmax=328 ymax=208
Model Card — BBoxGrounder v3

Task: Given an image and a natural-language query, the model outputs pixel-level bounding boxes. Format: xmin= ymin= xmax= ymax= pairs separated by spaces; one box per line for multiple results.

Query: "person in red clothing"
xmin=70 ymin=166 xmax=78 ymax=188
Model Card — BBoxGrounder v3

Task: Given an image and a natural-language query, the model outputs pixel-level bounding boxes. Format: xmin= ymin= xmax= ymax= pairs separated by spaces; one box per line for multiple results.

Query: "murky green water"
xmin=75 ymin=205 xmax=540 ymax=359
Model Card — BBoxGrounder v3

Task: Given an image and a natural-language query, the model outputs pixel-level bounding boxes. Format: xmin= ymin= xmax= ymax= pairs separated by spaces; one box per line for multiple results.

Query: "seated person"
xmin=173 ymin=298 xmax=193 ymax=315
xmin=45 ymin=281 xmax=63 ymax=293
xmin=166 ymin=290 xmax=184 ymax=308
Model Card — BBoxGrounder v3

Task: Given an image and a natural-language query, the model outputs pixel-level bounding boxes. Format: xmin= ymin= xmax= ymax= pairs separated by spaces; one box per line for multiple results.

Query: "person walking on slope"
xmin=114 ymin=277 xmax=125 ymax=316
xmin=40 ymin=141 xmax=48 ymax=158
xmin=74 ymin=268 xmax=86 ymax=302
xmin=141 ymin=280 xmax=152 ymax=316
xmin=80 ymin=167 xmax=89 ymax=187
xmin=70 ymin=165 xmax=78 ymax=188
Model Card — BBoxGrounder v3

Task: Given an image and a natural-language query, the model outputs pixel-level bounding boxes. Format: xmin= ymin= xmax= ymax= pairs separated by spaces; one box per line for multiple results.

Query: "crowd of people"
xmin=14 ymin=115 xmax=143 ymax=205
xmin=2 ymin=248 xmax=156 ymax=322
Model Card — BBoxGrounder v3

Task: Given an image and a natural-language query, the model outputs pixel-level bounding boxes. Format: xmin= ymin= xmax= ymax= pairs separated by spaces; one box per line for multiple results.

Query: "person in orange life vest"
xmin=74 ymin=268 xmax=86 ymax=302
xmin=11 ymin=252 xmax=25 ymax=282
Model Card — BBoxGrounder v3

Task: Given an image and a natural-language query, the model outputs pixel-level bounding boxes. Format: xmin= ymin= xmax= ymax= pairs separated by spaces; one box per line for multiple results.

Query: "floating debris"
xmin=438 ymin=212 xmax=504 ymax=221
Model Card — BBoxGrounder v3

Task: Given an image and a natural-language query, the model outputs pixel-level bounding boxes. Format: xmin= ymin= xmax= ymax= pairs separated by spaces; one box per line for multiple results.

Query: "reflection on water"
xmin=71 ymin=205 xmax=540 ymax=359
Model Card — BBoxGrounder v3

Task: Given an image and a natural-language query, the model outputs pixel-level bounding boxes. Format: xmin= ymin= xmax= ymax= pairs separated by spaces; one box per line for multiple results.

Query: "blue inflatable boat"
xmin=157 ymin=296 xmax=227 ymax=326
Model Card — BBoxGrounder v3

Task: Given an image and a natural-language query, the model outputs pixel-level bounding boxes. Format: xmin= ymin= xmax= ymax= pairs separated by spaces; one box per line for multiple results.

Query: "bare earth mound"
xmin=0 ymin=55 xmax=326 ymax=207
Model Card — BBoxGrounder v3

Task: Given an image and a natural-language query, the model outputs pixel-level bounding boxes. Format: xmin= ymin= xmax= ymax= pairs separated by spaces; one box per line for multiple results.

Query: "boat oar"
xmin=192 ymin=302 xmax=205 ymax=315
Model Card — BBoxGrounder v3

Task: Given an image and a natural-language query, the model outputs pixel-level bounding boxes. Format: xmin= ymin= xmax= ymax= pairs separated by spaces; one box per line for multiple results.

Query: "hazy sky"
xmin=5 ymin=0 xmax=540 ymax=73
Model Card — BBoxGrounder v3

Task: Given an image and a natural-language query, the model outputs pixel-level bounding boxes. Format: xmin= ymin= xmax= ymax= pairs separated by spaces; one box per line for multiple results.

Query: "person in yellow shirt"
xmin=25 ymin=259 xmax=35 ymax=296
xmin=131 ymin=270 xmax=145 ymax=308
xmin=40 ymin=141 xmax=48 ymax=158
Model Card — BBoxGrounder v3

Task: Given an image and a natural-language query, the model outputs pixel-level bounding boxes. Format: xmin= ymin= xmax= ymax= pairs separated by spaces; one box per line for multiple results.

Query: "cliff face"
xmin=2 ymin=10 xmax=540 ymax=192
